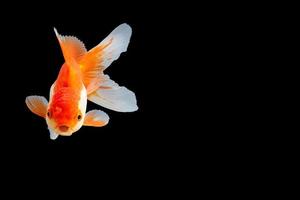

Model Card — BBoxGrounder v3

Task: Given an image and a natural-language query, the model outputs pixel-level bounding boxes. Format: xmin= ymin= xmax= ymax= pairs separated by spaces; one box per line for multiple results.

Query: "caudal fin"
xmin=79 ymin=23 xmax=132 ymax=94
xmin=88 ymin=75 xmax=138 ymax=112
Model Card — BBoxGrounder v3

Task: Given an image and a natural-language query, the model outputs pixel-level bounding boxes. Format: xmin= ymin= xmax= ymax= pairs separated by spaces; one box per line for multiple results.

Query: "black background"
xmin=0 ymin=2 xmax=274 ymax=190
xmin=0 ymin=2 xmax=290 ymax=198
xmin=0 ymin=2 xmax=287 ymax=199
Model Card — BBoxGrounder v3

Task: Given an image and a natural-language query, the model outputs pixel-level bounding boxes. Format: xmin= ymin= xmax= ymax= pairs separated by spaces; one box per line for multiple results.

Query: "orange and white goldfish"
xmin=25 ymin=23 xmax=138 ymax=140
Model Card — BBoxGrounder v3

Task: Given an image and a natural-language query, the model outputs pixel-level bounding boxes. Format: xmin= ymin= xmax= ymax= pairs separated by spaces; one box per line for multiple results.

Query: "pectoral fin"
xmin=25 ymin=96 xmax=48 ymax=118
xmin=83 ymin=110 xmax=109 ymax=127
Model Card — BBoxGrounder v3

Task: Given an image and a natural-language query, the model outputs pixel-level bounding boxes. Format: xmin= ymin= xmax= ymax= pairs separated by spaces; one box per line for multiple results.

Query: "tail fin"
xmin=88 ymin=75 xmax=138 ymax=112
xmin=78 ymin=23 xmax=132 ymax=94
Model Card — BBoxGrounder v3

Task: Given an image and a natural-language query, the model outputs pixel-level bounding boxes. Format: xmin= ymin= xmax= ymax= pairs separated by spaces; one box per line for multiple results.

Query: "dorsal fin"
xmin=54 ymin=28 xmax=87 ymax=67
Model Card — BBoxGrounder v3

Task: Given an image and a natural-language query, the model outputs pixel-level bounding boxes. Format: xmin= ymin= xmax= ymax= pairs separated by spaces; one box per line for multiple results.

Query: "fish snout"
xmin=59 ymin=125 xmax=69 ymax=132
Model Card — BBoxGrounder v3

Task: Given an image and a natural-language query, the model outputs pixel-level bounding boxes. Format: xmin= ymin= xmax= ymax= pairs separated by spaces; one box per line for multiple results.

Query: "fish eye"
xmin=47 ymin=111 xmax=51 ymax=118
xmin=77 ymin=115 xmax=82 ymax=121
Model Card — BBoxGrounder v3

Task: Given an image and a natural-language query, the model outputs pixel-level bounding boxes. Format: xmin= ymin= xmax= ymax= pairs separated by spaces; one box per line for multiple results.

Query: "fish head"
xmin=46 ymin=85 xmax=87 ymax=136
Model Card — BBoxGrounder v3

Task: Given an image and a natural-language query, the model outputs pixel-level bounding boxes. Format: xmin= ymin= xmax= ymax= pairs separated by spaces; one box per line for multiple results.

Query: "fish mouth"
xmin=55 ymin=126 xmax=74 ymax=136
xmin=59 ymin=125 xmax=69 ymax=132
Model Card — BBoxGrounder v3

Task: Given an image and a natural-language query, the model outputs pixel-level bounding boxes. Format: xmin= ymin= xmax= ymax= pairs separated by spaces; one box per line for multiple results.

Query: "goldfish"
xmin=25 ymin=23 xmax=138 ymax=140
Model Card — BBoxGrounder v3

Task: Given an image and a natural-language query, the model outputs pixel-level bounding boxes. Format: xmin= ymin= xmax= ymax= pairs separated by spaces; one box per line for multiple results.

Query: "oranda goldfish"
xmin=26 ymin=23 xmax=138 ymax=140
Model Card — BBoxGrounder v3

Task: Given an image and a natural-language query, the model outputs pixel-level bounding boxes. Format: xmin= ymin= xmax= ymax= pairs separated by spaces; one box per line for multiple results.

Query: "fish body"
xmin=26 ymin=24 xmax=138 ymax=140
